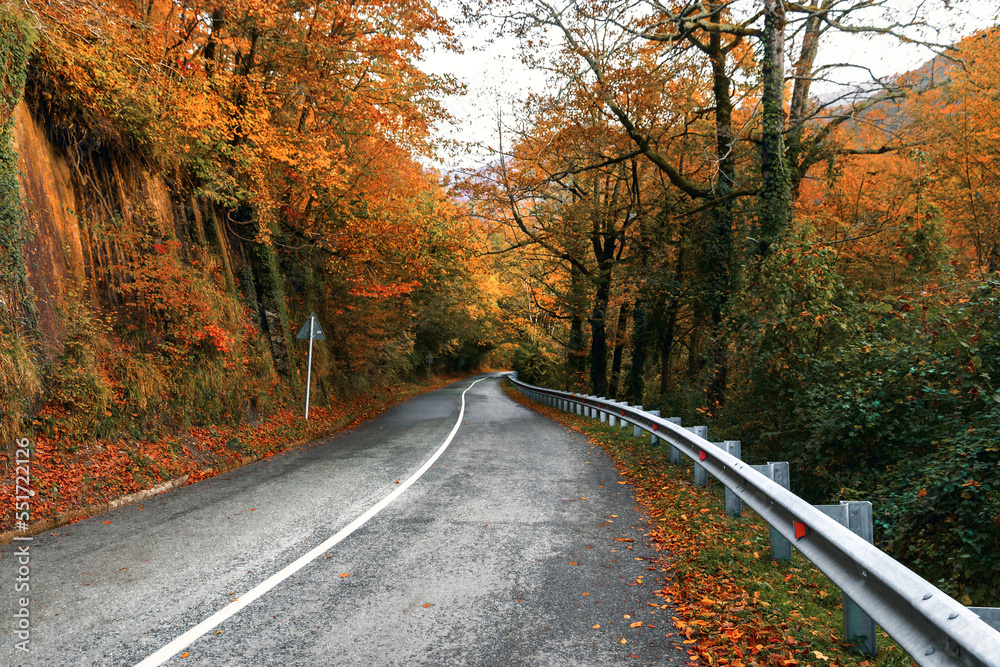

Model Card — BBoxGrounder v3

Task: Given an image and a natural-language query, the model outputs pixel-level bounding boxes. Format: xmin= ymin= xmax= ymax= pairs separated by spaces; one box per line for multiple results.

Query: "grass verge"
xmin=502 ymin=380 xmax=917 ymax=667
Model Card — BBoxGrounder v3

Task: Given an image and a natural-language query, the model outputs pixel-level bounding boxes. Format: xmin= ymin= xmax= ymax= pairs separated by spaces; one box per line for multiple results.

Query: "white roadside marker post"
xmin=296 ymin=312 xmax=326 ymax=420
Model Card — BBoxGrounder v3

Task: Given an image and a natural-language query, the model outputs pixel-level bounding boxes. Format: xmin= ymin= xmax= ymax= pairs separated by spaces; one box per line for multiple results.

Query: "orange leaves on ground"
xmin=0 ymin=379 xmax=454 ymax=533
xmin=500 ymin=383 xmax=872 ymax=667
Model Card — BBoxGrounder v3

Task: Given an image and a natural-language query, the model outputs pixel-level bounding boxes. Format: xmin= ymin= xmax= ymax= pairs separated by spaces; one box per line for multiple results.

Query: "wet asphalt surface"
xmin=1 ymin=375 xmax=686 ymax=665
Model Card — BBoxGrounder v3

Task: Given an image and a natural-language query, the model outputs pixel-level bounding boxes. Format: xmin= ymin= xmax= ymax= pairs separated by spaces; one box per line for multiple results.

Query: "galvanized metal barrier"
xmin=507 ymin=374 xmax=1000 ymax=667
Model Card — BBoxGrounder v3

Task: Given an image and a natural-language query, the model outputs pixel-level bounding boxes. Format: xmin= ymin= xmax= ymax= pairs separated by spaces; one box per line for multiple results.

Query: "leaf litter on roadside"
xmin=501 ymin=380 xmax=915 ymax=667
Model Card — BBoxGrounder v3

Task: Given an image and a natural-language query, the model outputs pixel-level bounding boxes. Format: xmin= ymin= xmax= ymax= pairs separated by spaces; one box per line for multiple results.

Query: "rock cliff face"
xmin=2 ymin=98 xmax=301 ymax=447
xmin=12 ymin=100 xmax=249 ymax=350
xmin=13 ymin=99 xmax=89 ymax=343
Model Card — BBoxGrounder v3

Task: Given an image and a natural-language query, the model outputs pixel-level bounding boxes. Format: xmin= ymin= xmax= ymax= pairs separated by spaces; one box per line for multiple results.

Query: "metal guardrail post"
xmin=666 ymin=417 xmax=682 ymax=462
xmin=970 ymin=608 xmax=1000 ymax=632
xmin=685 ymin=426 xmax=709 ymax=486
xmin=598 ymin=398 xmax=608 ymax=423
xmin=815 ymin=501 xmax=877 ymax=656
xmin=632 ymin=406 xmax=644 ymax=437
xmin=619 ymin=402 xmax=629 ymax=430
xmin=750 ymin=462 xmax=792 ymax=561
xmin=647 ymin=410 xmax=660 ymax=444
xmin=723 ymin=440 xmax=742 ymax=516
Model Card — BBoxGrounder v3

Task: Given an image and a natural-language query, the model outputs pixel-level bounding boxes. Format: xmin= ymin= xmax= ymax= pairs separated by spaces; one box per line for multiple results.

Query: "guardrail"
xmin=507 ymin=374 xmax=1000 ymax=667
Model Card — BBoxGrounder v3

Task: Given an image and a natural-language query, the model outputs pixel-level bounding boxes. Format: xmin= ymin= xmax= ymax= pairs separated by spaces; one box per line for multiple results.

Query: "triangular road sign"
xmin=296 ymin=312 xmax=326 ymax=340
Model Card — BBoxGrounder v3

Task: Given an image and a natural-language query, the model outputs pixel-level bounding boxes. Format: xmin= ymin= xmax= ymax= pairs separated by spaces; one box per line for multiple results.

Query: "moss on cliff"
xmin=0 ymin=10 xmax=38 ymax=332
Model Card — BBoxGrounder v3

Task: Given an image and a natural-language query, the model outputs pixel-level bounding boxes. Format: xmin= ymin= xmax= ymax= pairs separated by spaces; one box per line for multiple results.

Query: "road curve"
xmin=1 ymin=375 xmax=686 ymax=666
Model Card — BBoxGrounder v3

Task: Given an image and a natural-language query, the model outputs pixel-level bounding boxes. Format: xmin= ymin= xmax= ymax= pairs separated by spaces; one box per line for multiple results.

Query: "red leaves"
xmin=0 ymin=380 xmax=444 ymax=533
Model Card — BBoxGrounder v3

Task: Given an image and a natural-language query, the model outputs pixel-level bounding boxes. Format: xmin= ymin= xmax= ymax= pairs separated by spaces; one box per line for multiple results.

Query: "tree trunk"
xmin=588 ymin=275 xmax=611 ymax=396
xmin=202 ymin=9 xmax=226 ymax=77
xmin=701 ymin=13 xmax=735 ymax=410
xmin=626 ymin=299 xmax=646 ymax=404
xmin=568 ymin=313 xmax=585 ymax=388
xmin=608 ymin=301 xmax=629 ymax=399
xmin=659 ymin=249 xmax=684 ymax=394
xmin=787 ymin=0 xmax=831 ymax=197
xmin=759 ymin=0 xmax=791 ymax=258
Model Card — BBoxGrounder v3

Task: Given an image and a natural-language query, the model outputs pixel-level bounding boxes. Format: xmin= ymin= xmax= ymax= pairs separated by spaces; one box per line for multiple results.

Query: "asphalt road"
xmin=1 ymin=375 xmax=687 ymax=666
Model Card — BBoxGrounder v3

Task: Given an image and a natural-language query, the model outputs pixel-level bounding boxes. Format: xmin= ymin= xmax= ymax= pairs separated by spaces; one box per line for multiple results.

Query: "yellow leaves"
xmin=592 ymin=624 xmax=600 ymax=629
xmin=629 ymin=621 xmax=643 ymax=628
xmin=338 ymin=573 xmax=350 ymax=578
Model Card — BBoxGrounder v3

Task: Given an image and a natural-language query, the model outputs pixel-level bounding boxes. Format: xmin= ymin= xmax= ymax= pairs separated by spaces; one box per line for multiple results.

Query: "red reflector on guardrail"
xmin=699 ymin=451 xmax=706 ymax=461
xmin=794 ymin=521 xmax=809 ymax=540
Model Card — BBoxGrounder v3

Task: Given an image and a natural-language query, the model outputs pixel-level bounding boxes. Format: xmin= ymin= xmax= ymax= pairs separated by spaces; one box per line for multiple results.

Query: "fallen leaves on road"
xmin=501 ymin=380 xmax=912 ymax=667
xmin=0 ymin=377 xmax=457 ymax=533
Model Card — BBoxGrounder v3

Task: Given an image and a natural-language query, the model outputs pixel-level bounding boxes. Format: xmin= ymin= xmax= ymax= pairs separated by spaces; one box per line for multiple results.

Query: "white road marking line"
xmin=135 ymin=377 xmax=487 ymax=667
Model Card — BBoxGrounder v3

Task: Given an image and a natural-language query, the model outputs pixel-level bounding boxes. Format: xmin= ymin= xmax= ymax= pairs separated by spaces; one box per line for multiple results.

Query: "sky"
xmin=419 ymin=0 xmax=1000 ymax=172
